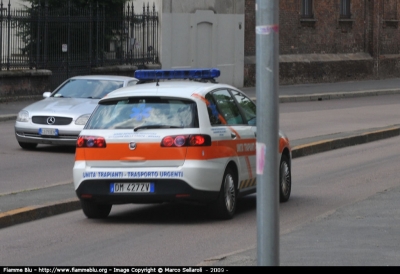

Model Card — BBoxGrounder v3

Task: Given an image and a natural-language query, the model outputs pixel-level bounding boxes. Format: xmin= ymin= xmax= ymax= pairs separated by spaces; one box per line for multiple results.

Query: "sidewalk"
xmin=198 ymin=184 xmax=400 ymax=266
xmin=2 ymin=78 xmax=400 ymax=266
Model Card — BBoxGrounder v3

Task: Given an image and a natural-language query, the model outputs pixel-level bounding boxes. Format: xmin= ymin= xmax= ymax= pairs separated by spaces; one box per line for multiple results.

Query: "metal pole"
xmin=36 ymin=0 xmax=41 ymax=69
xmin=101 ymin=3 xmax=105 ymax=66
xmin=43 ymin=0 xmax=48 ymax=68
xmin=142 ymin=3 xmax=145 ymax=67
xmin=95 ymin=1 xmax=99 ymax=67
xmin=89 ymin=1 xmax=92 ymax=69
xmin=6 ymin=0 xmax=10 ymax=70
xmin=255 ymin=0 xmax=279 ymax=266
xmin=29 ymin=0 xmax=34 ymax=69
xmin=67 ymin=0 xmax=70 ymax=78
xmin=0 ymin=0 xmax=4 ymax=70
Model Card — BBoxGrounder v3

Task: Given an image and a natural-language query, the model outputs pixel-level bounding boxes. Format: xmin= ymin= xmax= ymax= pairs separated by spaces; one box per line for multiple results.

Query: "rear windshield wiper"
xmin=133 ymin=125 xmax=183 ymax=132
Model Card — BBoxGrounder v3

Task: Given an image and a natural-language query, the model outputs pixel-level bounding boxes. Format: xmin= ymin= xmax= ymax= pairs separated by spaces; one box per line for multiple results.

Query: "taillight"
xmin=174 ymin=135 xmax=186 ymax=147
xmin=189 ymin=135 xmax=205 ymax=146
xmin=76 ymin=136 xmax=107 ymax=148
xmin=162 ymin=136 xmax=174 ymax=147
xmin=161 ymin=135 xmax=211 ymax=147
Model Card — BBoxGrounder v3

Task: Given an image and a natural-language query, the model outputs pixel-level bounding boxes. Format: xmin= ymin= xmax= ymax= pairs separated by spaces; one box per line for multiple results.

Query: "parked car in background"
xmin=73 ymin=68 xmax=292 ymax=220
xmin=15 ymin=75 xmax=138 ymax=149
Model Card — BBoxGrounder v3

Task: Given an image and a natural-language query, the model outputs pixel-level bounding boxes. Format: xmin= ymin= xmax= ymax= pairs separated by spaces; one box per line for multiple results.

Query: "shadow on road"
xmin=85 ymin=195 xmax=258 ymax=225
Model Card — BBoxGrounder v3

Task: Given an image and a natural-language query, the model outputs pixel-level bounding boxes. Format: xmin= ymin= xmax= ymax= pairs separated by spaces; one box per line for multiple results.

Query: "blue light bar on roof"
xmin=134 ymin=68 xmax=220 ymax=80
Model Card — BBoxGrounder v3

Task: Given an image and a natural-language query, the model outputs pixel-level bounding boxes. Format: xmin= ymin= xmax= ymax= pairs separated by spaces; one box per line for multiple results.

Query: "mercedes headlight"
xmin=16 ymin=110 xmax=29 ymax=122
xmin=75 ymin=114 xmax=91 ymax=125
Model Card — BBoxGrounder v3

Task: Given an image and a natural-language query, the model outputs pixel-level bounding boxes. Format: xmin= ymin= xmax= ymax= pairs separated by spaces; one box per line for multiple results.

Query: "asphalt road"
xmin=1 ymin=135 xmax=399 ymax=266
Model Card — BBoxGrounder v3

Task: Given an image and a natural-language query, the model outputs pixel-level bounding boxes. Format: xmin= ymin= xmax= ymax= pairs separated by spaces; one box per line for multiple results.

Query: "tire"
xmin=18 ymin=142 xmax=38 ymax=150
xmin=215 ymin=167 xmax=237 ymax=220
xmin=279 ymin=154 xmax=291 ymax=203
xmin=80 ymin=199 xmax=112 ymax=219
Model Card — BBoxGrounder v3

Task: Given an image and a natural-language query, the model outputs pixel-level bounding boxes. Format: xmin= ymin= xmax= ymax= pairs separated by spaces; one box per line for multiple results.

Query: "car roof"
xmin=69 ymin=75 xmax=138 ymax=81
xmin=102 ymin=80 xmax=239 ymax=102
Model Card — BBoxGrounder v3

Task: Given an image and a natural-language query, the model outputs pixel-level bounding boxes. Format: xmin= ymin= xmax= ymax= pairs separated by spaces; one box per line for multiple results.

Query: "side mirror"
xmin=43 ymin=92 xmax=51 ymax=98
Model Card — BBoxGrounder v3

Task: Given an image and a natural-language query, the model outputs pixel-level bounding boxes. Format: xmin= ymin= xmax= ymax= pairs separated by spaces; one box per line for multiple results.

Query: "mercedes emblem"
xmin=47 ymin=116 xmax=56 ymax=125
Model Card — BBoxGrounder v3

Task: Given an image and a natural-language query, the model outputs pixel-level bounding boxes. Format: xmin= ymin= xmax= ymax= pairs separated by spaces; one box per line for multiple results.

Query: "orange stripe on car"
xmin=75 ymin=138 xmax=257 ymax=161
xmin=279 ymin=136 xmax=290 ymax=153
xmin=245 ymin=157 xmax=253 ymax=178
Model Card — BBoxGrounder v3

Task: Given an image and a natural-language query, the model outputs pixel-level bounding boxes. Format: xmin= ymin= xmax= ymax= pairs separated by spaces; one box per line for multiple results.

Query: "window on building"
xmin=340 ymin=0 xmax=351 ymax=18
xmin=301 ymin=0 xmax=313 ymax=18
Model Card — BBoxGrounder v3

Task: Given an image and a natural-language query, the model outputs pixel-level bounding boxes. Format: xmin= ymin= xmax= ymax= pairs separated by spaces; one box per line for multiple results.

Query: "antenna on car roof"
xmin=134 ymin=68 xmax=221 ymax=84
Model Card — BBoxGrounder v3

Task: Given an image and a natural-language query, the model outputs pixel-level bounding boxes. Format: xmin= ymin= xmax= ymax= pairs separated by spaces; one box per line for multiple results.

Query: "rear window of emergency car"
xmin=85 ymin=97 xmax=199 ymax=129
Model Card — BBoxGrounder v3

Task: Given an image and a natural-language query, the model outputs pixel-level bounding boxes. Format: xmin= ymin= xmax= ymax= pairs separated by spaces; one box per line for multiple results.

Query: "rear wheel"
xmin=18 ymin=142 xmax=37 ymax=150
xmin=279 ymin=154 xmax=291 ymax=203
xmin=80 ymin=199 xmax=112 ymax=219
xmin=215 ymin=167 xmax=237 ymax=220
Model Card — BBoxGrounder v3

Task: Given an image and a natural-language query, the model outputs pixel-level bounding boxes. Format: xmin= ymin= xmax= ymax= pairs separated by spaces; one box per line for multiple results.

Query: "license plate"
xmin=110 ymin=183 xmax=154 ymax=193
xmin=39 ymin=128 xmax=59 ymax=136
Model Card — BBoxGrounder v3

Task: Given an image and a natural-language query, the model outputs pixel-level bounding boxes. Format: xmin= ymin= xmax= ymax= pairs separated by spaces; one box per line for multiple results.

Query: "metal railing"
xmin=0 ymin=0 xmax=159 ymax=71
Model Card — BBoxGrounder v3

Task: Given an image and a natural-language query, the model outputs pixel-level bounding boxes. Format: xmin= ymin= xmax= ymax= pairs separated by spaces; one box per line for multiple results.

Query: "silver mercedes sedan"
xmin=15 ymin=75 xmax=138 ymax=149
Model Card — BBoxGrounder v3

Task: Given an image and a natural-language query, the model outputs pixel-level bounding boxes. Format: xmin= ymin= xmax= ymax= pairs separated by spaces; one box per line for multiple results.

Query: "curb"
xmin=279 ymin=89 xmax=400 ymax=103
xmin=0 ymin=198 xmax=80 ymax=229
xmin=291 ymin=126 xmax=400 ymax=158
xmin=0 ymin=95 xmax=43 ymax=104
xmin=0 ymin=114 xmax=16 ymax=122
xmin=197 ymin=245 xmax=257 ymax=266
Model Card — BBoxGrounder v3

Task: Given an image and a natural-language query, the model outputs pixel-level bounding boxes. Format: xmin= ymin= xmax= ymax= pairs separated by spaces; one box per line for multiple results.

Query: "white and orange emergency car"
xmin=73 ymin=68 xmax=291 ymax=220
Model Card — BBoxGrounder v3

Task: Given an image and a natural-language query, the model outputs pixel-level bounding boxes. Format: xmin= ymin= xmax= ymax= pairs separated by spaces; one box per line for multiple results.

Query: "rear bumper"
xmin=75 ymin=179 xmax=219 ymax=205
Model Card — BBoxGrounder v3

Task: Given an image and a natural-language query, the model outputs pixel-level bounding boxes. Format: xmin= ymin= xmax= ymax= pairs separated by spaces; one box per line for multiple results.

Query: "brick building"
xmin=244 ymin=0 xmax=400 ymax=86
